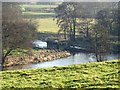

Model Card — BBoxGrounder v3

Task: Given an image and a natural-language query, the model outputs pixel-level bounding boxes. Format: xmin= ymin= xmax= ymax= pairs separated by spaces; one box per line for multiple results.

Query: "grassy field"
xmin=23 ymin=12 xmax=56 ymax=15
xmin=21 ymin=5 xmax=58 ymax=9
xmin=1 ymin=60 xmax=120 ymax=89
xmin=33 ymin=18 xmax=95 ymax=33
xmin=34 ymin=18 xmax=59 ymax=33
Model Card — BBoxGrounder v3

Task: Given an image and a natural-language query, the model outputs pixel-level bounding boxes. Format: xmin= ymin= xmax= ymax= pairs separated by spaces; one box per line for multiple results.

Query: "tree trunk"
xmin=109 ymin=23 xmax=113 ymax=32
xmin=64 ymin=28 xmax=67 ymax=40
xmin=95 ymin=30 xmax=99 ymax=62
xmin=2 ymin=49 xmax=13 ymax=66
xmin=99 ymin=54 xmax=102 ymax=62
xmin=86 ymin=23 xmax=89 ymax=37
xmin=95 ymin=53 xmax=99 ymax=62
xmin=69 ymin=21 xmax=73 ymax=40
xmin=73 ymin=17 xmax=76 ymax=41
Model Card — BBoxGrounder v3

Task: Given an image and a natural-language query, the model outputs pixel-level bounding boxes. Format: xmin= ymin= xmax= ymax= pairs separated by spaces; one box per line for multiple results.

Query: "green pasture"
xmin=33 ymin=18 xmax=59 ymax=33
xmin=33 ymin=18 xmax=96 ymax=33
xmin=21 ymin=5 xmax=58 ymax=9
xmin=1 ymin=60 xmax=120 ymax=89
xmin=23 ymin=12 xmax=56 ymax=15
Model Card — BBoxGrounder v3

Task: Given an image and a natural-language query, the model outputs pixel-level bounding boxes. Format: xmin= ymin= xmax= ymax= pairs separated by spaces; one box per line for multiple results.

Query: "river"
xmin=2 ymin=53 xmax=119 ymax=71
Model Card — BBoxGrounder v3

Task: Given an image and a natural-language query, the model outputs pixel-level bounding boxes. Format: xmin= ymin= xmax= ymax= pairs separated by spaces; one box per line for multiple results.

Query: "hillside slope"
xmin=1 ymin=60 xmax=120 ymax=89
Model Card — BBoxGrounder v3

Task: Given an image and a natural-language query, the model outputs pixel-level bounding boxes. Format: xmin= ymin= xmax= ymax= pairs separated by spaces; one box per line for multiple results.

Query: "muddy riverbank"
xmin=3 ymin=49 xmax=71 ymax=67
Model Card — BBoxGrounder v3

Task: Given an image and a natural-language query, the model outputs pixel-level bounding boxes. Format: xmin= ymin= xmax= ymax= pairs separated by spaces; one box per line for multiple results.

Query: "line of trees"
xmin=55 ymin=2 xmax=86 ymax=41
xmin=55 ymin=2 xmax=119 ymax=61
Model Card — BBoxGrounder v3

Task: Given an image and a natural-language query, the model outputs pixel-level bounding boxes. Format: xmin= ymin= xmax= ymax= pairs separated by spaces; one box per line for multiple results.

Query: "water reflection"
xmin=2 ymin=53 xmax=119 ymax=71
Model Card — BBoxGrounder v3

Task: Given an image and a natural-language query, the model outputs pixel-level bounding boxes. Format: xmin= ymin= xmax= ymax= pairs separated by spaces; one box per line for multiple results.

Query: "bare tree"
xmin=92 ymin=23 xmax=110 ymax=62
xmin=55 ymin=2 xmax=85 ymax=41
xmin=2 ymin=2 xmax=37 ymax=65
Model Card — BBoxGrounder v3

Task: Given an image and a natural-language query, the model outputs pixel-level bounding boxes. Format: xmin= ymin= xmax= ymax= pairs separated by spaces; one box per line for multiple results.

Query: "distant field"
xmin=21 ymin=5 xmax=58 ymax=9
xmin=33 ymin=18 xmax=59 ymax=33
xmin=21 ymin=4 xmax=59 ymax=33
xmin=32 ymin=18 xmax=95 ymax=33
xmin=21 ymin=4 xmax=96 ymax=34
xmin=23 ymin=12 xmax=56 ymax=15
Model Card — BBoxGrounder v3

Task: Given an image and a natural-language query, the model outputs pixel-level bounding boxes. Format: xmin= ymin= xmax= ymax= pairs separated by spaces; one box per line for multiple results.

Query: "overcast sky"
xmin=1 ymin=0 xmax=119 ymax=2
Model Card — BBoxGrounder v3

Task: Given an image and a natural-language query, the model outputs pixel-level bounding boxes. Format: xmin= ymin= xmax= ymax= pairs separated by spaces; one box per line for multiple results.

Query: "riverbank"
xmin=1 ymin=60 xmax=119 ymax=89
xmin=3 ymin=49 xmax=71 ymax=67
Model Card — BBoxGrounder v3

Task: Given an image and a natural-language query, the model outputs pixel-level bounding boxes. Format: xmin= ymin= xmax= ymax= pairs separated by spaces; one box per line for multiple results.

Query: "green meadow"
xmin=34 ymin=18 xmax=59 ymax=33
xmin=1 ymin=60 xmax=120 ymax=89
xmin=32 ymin=18 xmax=95 ymax=33
xmin=21 ymin=5 xmax=58 ymax=9
xmin=23 ymin=12 xmax=56 ymax=15
xmin=21 ymin=4 xmax=95 ymax=34
xmin=21 ymin=4 xmax=59 ymax=33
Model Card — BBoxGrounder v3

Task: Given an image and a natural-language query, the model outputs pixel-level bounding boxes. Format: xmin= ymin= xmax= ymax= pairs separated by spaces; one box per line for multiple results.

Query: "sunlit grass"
xmin=23 ymin=12 xmax=56 ymax=15
xmin=1 ymin=60 xmax=120 ymax=89
xmin=33 ymin=18 xmax=96 ymax=33
xmin=21 ymin=5 xmax=58 ymax=9
xmin=33 ymin=18 xmax=59 ymax=33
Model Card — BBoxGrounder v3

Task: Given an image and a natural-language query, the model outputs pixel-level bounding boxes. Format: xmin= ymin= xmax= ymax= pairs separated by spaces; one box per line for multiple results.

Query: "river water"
xmin=2 ymin=53 xmax=119 ymax=71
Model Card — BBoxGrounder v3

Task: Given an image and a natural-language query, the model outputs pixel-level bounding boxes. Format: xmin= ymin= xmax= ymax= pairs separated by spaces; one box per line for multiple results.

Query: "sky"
xmin=1 ymin=0 xmax=120 ymax=2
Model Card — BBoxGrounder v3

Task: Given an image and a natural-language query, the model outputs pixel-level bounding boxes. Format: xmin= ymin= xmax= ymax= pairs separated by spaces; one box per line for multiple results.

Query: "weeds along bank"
xmin=1 ymin=60 xmax=120 ymax=89
xmin=3 ymin=49 xmax=70 ymax=67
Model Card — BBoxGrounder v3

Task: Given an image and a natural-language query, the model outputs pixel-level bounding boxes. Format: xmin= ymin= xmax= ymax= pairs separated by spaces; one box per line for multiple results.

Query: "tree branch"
xmin=2 ymin=48 xmax=13 ymax=65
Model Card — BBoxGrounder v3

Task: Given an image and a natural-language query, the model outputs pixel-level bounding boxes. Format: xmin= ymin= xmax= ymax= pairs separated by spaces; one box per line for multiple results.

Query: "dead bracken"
xmin=4 ymin=49 xmax=71 ymax=67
